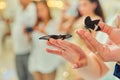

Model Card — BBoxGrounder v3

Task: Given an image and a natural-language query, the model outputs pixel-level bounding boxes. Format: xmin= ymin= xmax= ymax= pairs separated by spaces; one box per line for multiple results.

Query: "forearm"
xmin=76 ymin=53 xmax=108 ymax=80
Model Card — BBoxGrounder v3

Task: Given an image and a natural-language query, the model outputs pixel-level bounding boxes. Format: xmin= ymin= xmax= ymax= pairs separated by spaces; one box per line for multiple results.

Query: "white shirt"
xmin=29 ymin=20 xmax=63 ymax=73
xmin=11 ymin=3 xmax=37 ymax=54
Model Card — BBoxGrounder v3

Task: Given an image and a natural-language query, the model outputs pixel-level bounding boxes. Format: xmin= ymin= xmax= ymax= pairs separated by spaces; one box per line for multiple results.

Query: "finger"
xmin=49 ymin=39 xmax=80 ymax=62
xmin=57 ymin=39 xmax=82 ymax=55
xmin=76 ymin=30 xmax=96 ymax=52
xmin=98 ymin=22 xmax=112 ymax=34
xmin=56 ymin=39 xmax=78 ymax=60
xmin=48 ymin=38 xmax=65 ymax=50
xmin=47 ymin=40 xmax=52 ymax=46
xmin=72 ymin=57 xmax=87 ymax=69
xmin=56 ymin=39 xmax=73 ymax=52
xmin=46 ymin=48 xmax=76 ymax=64
xmin=84 ymin=32 xmax=104 ymax=53
xmin=56 ymin=40 xmax=84 ymax=63
xmin=83 ymin=38 xmax=96 ymax=52
xmin=76 ymin=29 xmax=86 ymax=39
xmin=47 ymin=40 xmax=62 ymax=50
xmin=46 ymin=48 xmax=61 ymax=55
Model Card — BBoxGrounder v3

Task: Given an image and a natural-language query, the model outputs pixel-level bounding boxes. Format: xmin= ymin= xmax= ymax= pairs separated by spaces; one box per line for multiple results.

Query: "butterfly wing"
xmin=39 ymin=35 xmax=51 ymax=40
xmin=91 ymin=19 xmax=101 ymax=31
xmin=85 ymin=16 xmax=91 ymax=26
xmin=92 ymin=20 xmax=100 ymax=25
xmin=84 ymin=16 xmax=101 ymax=31
xmin=39 ymin=35 xmax=60 ymax=40
xmin=39 ymin=34 xmax=72 ymax=40
xmin=65 ymin=34 xmax=72 ymax=39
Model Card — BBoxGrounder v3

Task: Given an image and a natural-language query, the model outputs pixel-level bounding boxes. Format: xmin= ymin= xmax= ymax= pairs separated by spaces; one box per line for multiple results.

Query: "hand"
xmin=46 ymin=38 xmax=87 ymax=68
xmin=76 ymin=29 xmax=120 ymax=62
xmin=99 ymin=22 xmax=120 ymax=44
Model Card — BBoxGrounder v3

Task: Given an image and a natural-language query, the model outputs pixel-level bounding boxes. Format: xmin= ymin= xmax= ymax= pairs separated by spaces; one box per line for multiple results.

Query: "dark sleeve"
xmin=113 ymin=63 xmax=120 ymax=79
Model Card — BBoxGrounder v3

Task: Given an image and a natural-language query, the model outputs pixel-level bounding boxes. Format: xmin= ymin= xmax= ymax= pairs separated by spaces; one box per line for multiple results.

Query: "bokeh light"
xmin=47 ymin=0 xmax=63 ymax=9
xmin=0 ymin=1 xmax=6 ymax=10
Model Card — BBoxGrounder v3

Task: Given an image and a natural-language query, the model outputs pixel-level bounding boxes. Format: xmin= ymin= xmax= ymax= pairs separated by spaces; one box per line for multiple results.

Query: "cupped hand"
xmin=76 ymin=29 xmax=108 ymax=60
xmin=46 ymin=38 xmax=87 ymax=68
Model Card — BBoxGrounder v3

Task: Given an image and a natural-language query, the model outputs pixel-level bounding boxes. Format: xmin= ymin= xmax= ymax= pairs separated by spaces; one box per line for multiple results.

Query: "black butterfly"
xmin=39 ymin=34 xmax=72 ymax=40
xmin=84 ymin=16 xmax=101 ymax=31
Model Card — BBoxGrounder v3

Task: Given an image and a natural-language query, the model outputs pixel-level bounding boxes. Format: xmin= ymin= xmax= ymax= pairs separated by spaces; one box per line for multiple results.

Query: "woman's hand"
xmin=76 ymin=29 xmax=120 ymax=62
xmin=46 ymin=38 xmax=87 ymax=68
xmin=46 ymin=38 xmax=109 ymax=79
xmin=98 ymin=22 xmax=120 ymax=44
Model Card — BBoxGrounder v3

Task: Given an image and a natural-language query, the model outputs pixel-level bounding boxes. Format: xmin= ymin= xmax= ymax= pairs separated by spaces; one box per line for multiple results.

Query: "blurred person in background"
xmin=11 ymin=0 xmax=37 ymax=80
xmin=0 ymin=12 xmax=8 ymax=54
xmin=58 ymin=0 xmax=78 ymax=33
xmin=71 ymin=0 xmax=104 ymax=46
xmin=28 ymin=1 xmax=63 ymax=80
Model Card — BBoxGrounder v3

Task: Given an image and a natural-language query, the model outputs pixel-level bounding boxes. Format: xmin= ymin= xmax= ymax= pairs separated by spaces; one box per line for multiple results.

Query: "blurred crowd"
xmin=0 ymin=0 xmax=120 ymax=80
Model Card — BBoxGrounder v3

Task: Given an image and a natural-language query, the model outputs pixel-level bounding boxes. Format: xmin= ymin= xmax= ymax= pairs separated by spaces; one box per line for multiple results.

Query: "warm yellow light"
xmin=55 ymin=1 xmax=63 ymax=9
xmin=47 ymin=0 xmax=63 ymax=9
xmin=0 ymin=1 xmax=6 ymax=10
xmin=47 ymin=1 xmax=54 ymax=7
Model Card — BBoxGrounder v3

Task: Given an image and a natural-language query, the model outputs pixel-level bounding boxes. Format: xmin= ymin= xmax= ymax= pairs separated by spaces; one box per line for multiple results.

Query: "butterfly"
xmin=84 ymin=16 xmax=101 ymax=31
xmin=39 ymin=34 xmax=72 ymax=40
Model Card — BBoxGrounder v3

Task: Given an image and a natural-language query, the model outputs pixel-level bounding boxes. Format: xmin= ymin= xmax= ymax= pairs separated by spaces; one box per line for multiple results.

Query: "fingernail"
xmin=72 ymin=63 xmax=79 ymax=69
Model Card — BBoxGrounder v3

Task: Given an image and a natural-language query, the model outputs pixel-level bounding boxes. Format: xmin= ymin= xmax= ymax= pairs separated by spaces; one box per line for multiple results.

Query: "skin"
xmin=114 ymin=15 xmax=120 ymax=28
xmin=45 ymin=1 xmax=108 ymax=79
xmin=46 ymin=38 xmax=108 ymax=80
xmin=78 ymin=0 xmax=97 ymax=16
xmin=76 ymin=22 xmax=120 ymax=62
xmin=46 ymin=38 xmax=88 ymax=68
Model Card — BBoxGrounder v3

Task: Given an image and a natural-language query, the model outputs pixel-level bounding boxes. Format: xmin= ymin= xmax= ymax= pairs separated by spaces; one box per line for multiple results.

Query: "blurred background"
xmin=0 ymin=0 xmax=120 ymax=80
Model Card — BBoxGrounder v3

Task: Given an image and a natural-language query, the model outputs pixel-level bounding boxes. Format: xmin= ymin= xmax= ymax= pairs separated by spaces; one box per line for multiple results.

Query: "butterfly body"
xmin=84 ymin=16 xmax=101 ymax=31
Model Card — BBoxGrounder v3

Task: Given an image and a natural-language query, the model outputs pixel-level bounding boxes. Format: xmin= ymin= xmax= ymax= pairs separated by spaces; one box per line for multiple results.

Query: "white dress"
xmin=29 ymin=20 xmax=63 ymax=74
